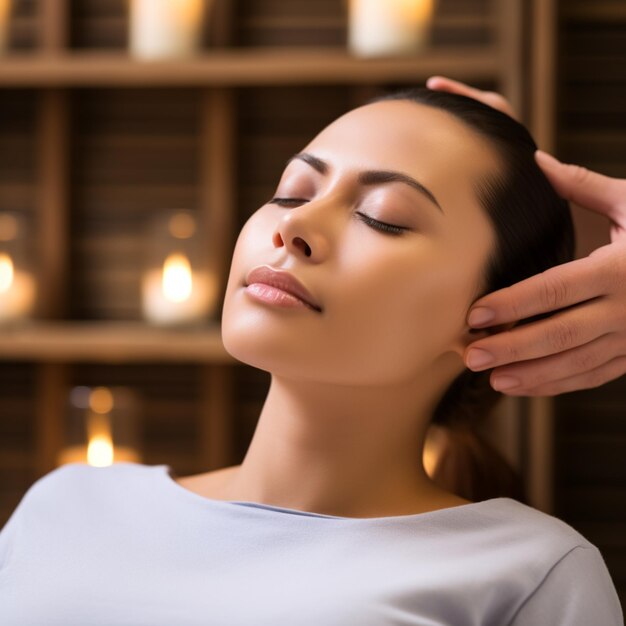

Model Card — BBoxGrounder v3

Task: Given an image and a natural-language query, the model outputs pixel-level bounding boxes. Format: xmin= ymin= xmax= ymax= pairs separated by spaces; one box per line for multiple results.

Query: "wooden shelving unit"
xmin=0 ymin=48 xmax=502 ymax=86
xmin=0 ymin=0 xmax=533 ymax=519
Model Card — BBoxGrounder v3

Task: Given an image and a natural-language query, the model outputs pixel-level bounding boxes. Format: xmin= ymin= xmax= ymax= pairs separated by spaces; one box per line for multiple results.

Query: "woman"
xmin=0 ymin=88 xmax=622 ymax=625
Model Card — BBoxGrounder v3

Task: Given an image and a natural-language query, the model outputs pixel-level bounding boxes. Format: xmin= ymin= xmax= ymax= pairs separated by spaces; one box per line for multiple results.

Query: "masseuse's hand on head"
xmin=427 ymin=75 xmax=626 ymax=396
xmin=425 ymin=76 xmax=518 ymax=119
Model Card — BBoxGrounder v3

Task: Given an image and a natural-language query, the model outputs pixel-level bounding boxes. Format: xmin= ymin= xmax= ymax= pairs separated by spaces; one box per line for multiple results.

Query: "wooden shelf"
xmin=0 ymin=47 xmax=500 ymax=87
xmin=0 ymin=321 xmax=234 ymax=363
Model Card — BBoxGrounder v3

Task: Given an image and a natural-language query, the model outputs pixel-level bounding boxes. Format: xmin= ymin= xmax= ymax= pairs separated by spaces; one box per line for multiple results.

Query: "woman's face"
xmin=221 ymin=100 xmax=498 ymax=387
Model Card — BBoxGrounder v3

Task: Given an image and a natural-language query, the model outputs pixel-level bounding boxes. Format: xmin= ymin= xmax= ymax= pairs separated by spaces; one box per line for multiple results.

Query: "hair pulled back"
xmin=370 ymin=88 xmax=576 ymax=502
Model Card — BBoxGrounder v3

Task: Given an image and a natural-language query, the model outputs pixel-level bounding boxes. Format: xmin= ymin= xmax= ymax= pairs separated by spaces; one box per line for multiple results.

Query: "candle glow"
xmin=0 ymin=252 xmax=36 ymax=323
xmin=129 ymin=0 xmax=206 ymax=59
xmin=57 ymin=386 xmax=141 ymax=468
xmin=0 ymin=252 xmax=14 ymax=292
xmin=348 ymin=0 xmax=435 ymax=57
xmin=162 ymin=253 xmax=193 ymax=303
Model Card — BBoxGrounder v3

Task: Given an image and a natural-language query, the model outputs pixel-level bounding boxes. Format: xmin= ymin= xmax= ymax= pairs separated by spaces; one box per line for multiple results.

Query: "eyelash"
xmin=268 ymin=197 xmax=407 ymax=236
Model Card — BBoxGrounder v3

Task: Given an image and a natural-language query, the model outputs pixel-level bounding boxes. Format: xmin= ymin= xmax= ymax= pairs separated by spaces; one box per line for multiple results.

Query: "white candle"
xmin=0 ymin=0 xmax=11 ymax=55
xmin=129 ymin=0 xmax=206 ymax=60
xmin=0 ymin=253 xmax=36 ymax=323
xmin=348 ymin=0 xmax=435 ymax=57
xmin=141 ymin=252 xmax=218 ymax=325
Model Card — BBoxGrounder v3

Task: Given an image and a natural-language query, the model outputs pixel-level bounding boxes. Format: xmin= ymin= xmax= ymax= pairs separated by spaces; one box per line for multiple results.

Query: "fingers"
xmin=483 ymin=332 xmax=619 ymax=394
xmin=426 ymin=76 xmax=489 ymax=99
xmin=467 ymin=255 xmax=609 ymax=328
xmin=498 ymin=355 xmax=626 ymax=397
xmin=426 ymin=76 xmax=518 ymax=119
xmin=464 ymin=299 xmax=611 ymax=373
xmin=535 ymin=150 xmax=626 ymax=224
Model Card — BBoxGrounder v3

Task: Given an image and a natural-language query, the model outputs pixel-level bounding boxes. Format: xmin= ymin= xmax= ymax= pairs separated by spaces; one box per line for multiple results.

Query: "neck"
xmin=223 ymin=363 xmax=465 ymax=518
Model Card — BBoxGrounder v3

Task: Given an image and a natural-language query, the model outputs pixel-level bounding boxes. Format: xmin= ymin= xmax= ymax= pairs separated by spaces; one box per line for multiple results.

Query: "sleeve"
xmin=509 ymin=545 xmax=624 ymax=626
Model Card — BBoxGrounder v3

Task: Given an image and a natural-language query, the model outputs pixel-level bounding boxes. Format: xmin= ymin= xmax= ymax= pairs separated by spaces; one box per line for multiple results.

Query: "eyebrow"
xmin=285 ymin=152 xmax=444 ymax=215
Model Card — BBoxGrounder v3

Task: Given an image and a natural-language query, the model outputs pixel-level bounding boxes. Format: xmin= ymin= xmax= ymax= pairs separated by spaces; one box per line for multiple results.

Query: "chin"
xmin=221 ymin=311 xmax=293 ymax=372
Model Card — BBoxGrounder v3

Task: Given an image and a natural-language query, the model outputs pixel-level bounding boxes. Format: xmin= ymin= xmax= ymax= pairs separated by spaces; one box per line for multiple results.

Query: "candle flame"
xmin=87 ymin=433 xmax=115 ymax=467
xmin=86 ymin=407 xmax=114 ymax=467
xmin=161 ymin=253 xmax=193 ymax=303
xmin=0 ymin=252 xmax=14 ymax=293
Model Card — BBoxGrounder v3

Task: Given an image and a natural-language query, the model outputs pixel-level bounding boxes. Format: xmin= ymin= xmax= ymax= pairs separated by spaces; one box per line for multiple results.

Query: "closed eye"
xmin=268 ymin=197 xmax=408 ymax=236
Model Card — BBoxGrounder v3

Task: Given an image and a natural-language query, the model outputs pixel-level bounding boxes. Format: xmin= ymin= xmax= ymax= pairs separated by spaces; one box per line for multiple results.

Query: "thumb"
xmin=535 ymin=150 xmax=625 ymax=223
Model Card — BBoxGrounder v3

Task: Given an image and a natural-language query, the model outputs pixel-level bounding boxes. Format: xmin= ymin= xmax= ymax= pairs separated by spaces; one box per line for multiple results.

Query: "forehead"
xmin=302 ymin=100 xmax=499 ymax=192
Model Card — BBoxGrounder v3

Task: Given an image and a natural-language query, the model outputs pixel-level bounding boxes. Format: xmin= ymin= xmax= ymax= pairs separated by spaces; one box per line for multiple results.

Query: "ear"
xmin=450 ymin=321 xmax=517 ymax=359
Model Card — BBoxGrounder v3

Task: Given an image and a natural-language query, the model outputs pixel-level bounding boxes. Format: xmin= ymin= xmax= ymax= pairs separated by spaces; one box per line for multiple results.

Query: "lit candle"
xmin=142 ymin=252 xmax=217 ymax=325
xmin=0 ymin=0 xmax=11 ymax=56
xmin=57 ymin=443 xmax=141 ymax=466
xmin=348 ymin=0 xmax=435 ymax=57
xmin=57 ymin=387 xmax=141 ymax=467
xmin=129 ymin=0 xmax=206 ymax=60
xmin=0 ymin=252 xmax=36 ymax=323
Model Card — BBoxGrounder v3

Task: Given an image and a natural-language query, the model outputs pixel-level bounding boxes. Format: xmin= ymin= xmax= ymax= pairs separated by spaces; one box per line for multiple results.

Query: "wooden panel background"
xmin=0 ymin=363 xmax=36 ymax=520
xmin=69 ymin=88 xmax=202 ymax=319
xmin=553 ymin=0 xmax=626 ymax=606
xmin=0 ymin=90 xmax=37 ymax=262
xmin=4 ymin=0 xmax=38 ymax=51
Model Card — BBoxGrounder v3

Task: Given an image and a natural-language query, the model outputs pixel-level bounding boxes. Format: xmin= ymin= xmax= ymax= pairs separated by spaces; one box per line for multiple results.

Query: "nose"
xmin=272 ymin=198 xmax=337 ymax=262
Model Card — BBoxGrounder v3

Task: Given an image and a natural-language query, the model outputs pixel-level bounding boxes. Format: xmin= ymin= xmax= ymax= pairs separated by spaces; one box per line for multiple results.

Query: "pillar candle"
xmin=129 ymin=0 xmax=206 ymax=59
xmin=348 ymin=0 xmax=435 ymax=57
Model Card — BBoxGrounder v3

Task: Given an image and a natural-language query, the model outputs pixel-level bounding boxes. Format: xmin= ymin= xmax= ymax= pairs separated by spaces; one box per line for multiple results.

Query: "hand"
xmin=463 ymin=152 xmax=626 ymax=396
xmin=427 ymin=75 xmax=626 ymax=395
xmin=426 ymin=76 xmax=518 ymax=119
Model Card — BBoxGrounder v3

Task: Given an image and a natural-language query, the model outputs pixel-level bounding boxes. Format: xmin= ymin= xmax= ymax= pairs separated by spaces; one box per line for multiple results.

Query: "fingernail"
xmin=466 ymin=348 xmax=494 ymax=369
xmin=492 ymin=376 xmax=520 ymax=391
xmin=468 ymin=307 xmax=495 ymax=326
xmin=535 ymin=150 xmax=560 ymax=167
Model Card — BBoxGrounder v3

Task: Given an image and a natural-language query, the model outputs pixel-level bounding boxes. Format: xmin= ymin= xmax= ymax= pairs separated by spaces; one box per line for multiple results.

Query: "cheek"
xmin=323 ymin=243 xmax=475 ymax=381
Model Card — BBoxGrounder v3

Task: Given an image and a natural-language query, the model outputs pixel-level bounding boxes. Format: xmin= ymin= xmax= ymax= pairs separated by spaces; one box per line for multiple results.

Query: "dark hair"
xmin=369 ymin=87 xmax=576 ymax=503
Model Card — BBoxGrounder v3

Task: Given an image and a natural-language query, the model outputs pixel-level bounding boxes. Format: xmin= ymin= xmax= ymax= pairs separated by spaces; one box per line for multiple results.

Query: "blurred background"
xmin=0 ymin=0 xmax=624 ymax=605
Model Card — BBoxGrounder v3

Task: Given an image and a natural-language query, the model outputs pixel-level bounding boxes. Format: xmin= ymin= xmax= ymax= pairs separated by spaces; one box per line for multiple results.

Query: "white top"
xmin=0 ymin=462 xmax=622 ymax=626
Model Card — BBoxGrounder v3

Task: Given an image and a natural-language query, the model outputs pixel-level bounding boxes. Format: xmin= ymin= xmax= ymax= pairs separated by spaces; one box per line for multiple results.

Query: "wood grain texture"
xmin=0 ymin=321 xmax=232 ymax=362
xmin=0 ymin=49 xmax=502 ymax=87
xmin=553 ymin=0 xmax=626 ymax=605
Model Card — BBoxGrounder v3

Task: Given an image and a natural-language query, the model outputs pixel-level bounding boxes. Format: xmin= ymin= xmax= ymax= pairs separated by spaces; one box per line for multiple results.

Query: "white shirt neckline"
xmin=156 ymin=462 xmax=513 ymax=523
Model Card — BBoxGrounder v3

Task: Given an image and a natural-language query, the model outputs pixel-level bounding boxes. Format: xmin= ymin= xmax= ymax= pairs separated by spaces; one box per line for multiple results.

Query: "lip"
xmin=244 ymin=265 xmax=322 ymax=312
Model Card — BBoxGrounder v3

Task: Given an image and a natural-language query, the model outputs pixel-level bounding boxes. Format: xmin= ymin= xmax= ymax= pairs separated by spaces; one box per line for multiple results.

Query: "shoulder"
xmin=471 ymin=497 xmax=596 ymax=552
xmin=23 ymin=461 xmax=151 ymax=498
xmin=508 ymin=543 xmax=623 ymax=625
xmin=476 ymin=499 xmax=621 ymax=624
xmin=7 ymin=462 xmax=160 ymax=524
xmin=450 ymin=499 xmax=622 ymax=624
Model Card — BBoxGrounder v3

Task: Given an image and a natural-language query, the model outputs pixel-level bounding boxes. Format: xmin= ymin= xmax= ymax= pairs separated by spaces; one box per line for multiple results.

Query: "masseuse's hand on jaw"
xmin=427 ymin=75 xmax=626 ymax=396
